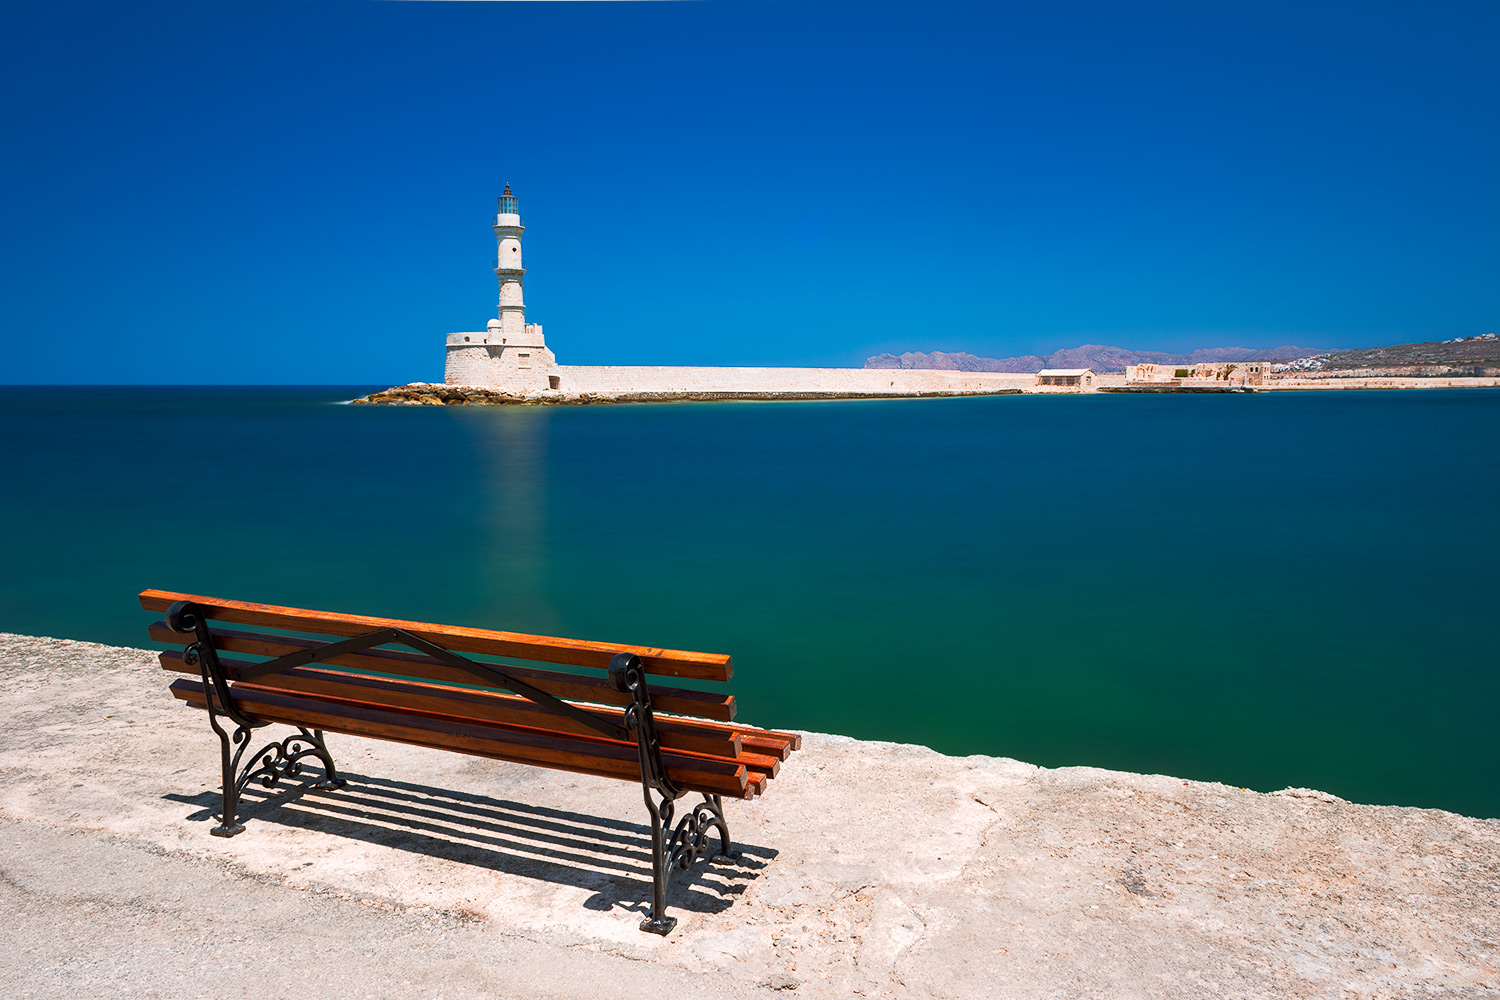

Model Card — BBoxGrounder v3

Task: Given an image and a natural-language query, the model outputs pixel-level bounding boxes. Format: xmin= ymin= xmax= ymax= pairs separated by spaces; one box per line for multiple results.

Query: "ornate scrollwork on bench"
xmin=236 ymin=728 xmax=343 ymax=796
xmin=665 ymin=793 xmax=731 ymax=874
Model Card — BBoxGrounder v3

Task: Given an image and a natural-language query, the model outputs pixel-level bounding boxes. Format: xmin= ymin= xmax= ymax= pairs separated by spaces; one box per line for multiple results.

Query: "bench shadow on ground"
xmin=165 ymin=771 xmax=775 ymax=920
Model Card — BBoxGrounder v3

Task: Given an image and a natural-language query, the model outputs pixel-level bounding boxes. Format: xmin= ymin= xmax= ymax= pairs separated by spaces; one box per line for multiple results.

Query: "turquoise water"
xmin=2 ymin=386 xmax=1496 ymax=817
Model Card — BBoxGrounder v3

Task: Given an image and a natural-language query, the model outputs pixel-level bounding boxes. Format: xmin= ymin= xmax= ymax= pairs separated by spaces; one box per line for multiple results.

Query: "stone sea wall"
xmin=358 ymin=372 xmax=1500 ymax=405
xmin=442 ymin=351 xmax=1038 ymax=398
xmin=547 ymin=365 xmax=1035 ymax=395
xmin=358 ymin=368 xmax=1032 ymax=405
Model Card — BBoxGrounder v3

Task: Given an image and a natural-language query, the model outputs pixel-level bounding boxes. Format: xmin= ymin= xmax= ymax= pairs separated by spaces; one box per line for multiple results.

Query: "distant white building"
xmin=1036 ymin=369 xmax=1097 ymax=389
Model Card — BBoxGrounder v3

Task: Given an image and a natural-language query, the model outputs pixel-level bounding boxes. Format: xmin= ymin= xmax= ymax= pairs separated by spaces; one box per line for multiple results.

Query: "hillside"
xmin=868 ymin=335 xmax=1500 ymax=375
xmin=867 ymin=344 xmax=1319 ymax=373
xmin=1308 ymin=334 xmax=1500 ymax=372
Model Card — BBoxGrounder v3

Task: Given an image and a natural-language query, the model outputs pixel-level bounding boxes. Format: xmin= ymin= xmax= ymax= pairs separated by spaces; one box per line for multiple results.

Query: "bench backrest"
xmin=141 ymin=588 xmax=735 ymax=715
xmin=140 ymin=589 xmax=796 ymax=799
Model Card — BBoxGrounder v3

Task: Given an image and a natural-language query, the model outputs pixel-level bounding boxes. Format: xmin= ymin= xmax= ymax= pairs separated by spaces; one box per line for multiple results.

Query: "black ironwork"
xmin=210 ymin=726 xmax=344 ymax=837
xmin=610 ymin=652 xmax=732 ymax=934
xmin=167 ymin=601 xmax=344 ymax=837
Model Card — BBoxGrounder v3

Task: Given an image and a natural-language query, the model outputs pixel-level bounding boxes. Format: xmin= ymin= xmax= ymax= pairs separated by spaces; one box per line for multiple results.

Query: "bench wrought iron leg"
xmin=610 ymin=651 xmax=733 ymax=934
xmin=207 ymin=715 xmax=344 ymax=838
xmin=642 ymin=790 xmax=676 ymax=935
xmin=211 ymin=719 xmax=250 ymax=838
xmin=309 ymin=731 xmax=346 ymax=790
xmin=173 ymin=599 xmax=345 ymax=838
xmin=641 ymin=791 xmax=733 ymax=935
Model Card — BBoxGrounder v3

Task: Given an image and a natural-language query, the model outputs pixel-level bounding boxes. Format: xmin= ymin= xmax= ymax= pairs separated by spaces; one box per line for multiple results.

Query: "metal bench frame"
xmin=167 ymin=599 xmax=731 ymax=934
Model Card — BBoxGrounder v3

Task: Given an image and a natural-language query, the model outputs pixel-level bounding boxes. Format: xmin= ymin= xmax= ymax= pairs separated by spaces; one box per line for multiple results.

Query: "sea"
xmin=1 ymin=386 xmax=1495 ymax=818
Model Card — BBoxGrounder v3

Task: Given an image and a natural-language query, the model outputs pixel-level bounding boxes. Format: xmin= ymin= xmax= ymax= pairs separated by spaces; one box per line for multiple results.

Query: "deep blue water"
xmin=1 ymin=386 xmax=1496 ymax=817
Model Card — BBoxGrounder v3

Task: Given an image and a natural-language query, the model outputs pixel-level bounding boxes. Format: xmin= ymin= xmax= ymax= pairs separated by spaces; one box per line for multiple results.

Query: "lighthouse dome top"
xmin=497 ymin=183 xmax=519 ymax=216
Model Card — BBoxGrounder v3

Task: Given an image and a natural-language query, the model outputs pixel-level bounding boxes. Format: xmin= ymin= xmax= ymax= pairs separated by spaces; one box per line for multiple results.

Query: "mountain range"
xmin=865 ymin=344 xmax=1322 ymax=373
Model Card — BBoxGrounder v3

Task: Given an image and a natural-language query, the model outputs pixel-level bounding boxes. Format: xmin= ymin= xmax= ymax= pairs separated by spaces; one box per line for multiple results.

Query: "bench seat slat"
xmin=158 ymin=650 xmax=742 ymax=759
xmin=146 ymin=622 xmax=736 ymax=722
xmin=655 ymin=716 xmax=804 ymax=756
xmin=141 ymin=590 xmax=731 ymax=682
xmin=161 ymin=654 xmax=785 ymax=785
xmin=162 ymin=658 xmax=783 ymax=782
xmin=220 ymin=679 xmax=784 ymax=781
xmin=170 ymin=679 xmax=750 ymax=799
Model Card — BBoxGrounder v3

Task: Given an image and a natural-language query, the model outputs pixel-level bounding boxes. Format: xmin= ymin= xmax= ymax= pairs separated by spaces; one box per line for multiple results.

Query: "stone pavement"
xmin=2 ymin=633 xmax=1496 ymax=999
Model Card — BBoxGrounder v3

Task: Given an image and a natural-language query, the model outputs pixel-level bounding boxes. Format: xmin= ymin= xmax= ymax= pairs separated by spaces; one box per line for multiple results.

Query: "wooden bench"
xmin=139 ymin=589 xmax=799 ymax=934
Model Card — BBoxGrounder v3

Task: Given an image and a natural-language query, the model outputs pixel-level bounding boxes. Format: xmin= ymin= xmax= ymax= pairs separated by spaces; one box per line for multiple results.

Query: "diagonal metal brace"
xmin=231 ymin=625 xmax=628 ymax=742
xmin=234 ymin=628 xmax=410 ymax=681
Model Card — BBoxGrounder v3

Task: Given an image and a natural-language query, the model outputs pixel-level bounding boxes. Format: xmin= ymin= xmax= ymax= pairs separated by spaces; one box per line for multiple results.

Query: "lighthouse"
xmin=444 ymin=184 xmax=556 ymax=388
xmin=492 ymin=184 xmax=531 ymax=343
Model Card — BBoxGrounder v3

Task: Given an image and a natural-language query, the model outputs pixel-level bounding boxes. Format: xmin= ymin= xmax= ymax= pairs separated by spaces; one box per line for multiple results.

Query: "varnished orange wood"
xmin=148 ymin=622 xmax=736 ymax=721
xmin=158 ymin=650 xmax=740 ymax=758
xmin=169 ymin=679 xmax=749 ymax=799
xmin=141 ymin=589 xmax=731 ymax=681
xmin=660 ymin=716 xmax=803 ymax=756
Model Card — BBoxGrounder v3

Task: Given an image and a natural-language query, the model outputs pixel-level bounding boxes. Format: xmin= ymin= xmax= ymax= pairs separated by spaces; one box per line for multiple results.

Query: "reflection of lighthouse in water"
xmin=467 ymin=408 xmax=558 ymax=632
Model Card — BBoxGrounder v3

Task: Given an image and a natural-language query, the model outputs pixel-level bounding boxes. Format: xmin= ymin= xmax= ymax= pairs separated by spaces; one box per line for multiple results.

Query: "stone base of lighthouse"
xmin=444 ymin=323 xmax=558 ymax=391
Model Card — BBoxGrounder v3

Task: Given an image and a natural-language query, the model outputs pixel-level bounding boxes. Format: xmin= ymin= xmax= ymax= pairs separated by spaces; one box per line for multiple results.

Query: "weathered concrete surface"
xmin=2 ymin=633 xmax=1496 ymax=999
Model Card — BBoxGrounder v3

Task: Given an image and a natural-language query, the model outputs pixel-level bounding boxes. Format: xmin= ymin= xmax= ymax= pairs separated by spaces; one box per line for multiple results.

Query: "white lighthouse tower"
xmin=444 ymin=184 xmax=556 ymax=388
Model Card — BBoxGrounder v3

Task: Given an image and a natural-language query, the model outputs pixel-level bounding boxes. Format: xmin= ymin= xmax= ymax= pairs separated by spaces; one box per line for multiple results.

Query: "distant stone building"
xmin=1036 ymin=369 xmax=1097 ymax=389
xmin=1127 ymin=362 xmax=1267 ymax=386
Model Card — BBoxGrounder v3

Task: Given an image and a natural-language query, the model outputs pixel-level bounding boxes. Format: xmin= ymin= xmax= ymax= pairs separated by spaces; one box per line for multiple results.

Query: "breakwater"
xmin=352 ymin=381 xmax=1025 ymax=405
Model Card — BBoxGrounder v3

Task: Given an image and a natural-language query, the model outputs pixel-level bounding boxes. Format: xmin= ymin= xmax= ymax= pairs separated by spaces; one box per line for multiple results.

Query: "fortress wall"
xmin=444 ymin=344 xmax=557 ymax=391
xmin=444 ymin=345 xmax=493 ymax=387
xmin=543 ymin=365 xmax=1035 ymax=395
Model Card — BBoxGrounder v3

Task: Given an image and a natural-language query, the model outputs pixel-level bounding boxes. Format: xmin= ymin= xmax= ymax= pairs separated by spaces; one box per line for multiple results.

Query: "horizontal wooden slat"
xmin=163 ymin=652 xmax=782 ymax=784
xmin=170 ymin=679 xmax=749 ymax=799
xmin=659 ymin=715 xmax=803 ymax=756
xmin=142 ymin=590 xmax=731 ymax=681
xmin=159 ymin=650 xmax=741 ymax=759
xmin=736 ymin=749 xmax=780 ymax=780
xmin=148 ymin=622 xmax=736 ymax=722
xmin=736 ymin=733 xmax=797 ymax=761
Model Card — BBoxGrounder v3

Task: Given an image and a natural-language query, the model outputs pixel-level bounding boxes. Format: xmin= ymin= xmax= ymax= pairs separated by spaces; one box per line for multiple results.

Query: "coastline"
xmin=3 ymin=631 xmax=1496 ymax=998
xmin=351 ymin=383 xmax=1025 ymax=406
xmin=353 ymin=377 xmax=1500 ymax=405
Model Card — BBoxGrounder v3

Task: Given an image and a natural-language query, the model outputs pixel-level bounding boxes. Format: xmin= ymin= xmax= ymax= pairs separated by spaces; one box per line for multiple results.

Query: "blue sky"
xmin=2 ymin=1 xmax=1496 ymax=384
